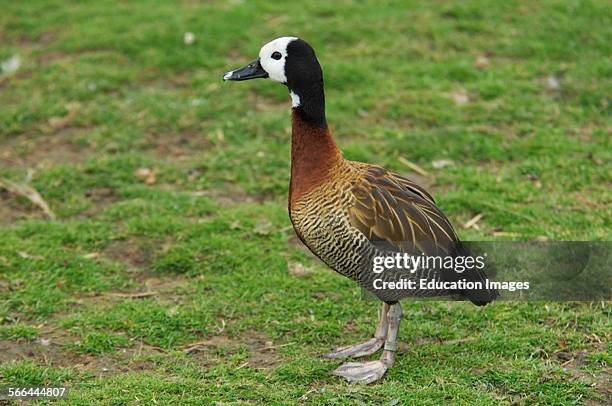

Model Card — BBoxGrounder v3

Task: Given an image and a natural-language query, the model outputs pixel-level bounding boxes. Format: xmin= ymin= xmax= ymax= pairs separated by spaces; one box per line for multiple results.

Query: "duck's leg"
xmin=331 ymin=303 xmax=403 ymax=384
xmin=323 ymin=303 xmax=389 ymax=359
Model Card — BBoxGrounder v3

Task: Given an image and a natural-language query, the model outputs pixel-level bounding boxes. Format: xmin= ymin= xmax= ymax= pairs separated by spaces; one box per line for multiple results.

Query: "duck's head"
xmin=223 ymin=36 xmax=326 ymax=128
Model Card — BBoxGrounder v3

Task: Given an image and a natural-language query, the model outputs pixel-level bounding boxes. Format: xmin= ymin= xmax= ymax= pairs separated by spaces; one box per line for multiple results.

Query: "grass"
xmin=0 ymin=0 xmax=610 ymax=404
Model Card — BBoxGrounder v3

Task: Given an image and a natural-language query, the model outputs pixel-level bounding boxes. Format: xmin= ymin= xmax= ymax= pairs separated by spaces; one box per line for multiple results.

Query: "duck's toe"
xmin=322 ymin=338 xmax=384 ymax=359
xmin=331 ymin=360 xmax=388 ymax=384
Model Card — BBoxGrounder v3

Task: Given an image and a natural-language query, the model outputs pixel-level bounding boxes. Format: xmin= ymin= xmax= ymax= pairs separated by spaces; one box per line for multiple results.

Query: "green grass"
xmin=0 ymin=0 xmax=610 ymax=404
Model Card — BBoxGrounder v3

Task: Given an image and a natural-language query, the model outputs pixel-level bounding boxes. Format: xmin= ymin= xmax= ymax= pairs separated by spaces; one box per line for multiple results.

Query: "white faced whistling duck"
xmin=223 ymin=37 xmax=498 ymax=384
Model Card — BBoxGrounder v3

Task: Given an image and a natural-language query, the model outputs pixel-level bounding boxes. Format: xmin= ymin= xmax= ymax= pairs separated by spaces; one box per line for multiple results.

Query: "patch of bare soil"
xmin=102 ymin=236 xmax=159 ymax=271
xmin=1 ymin=322 xmax=282 ymax=379
xmin=0 ymin=328 xmax=162 ymax=376
xmin=0 ymin=128 xmax=94 ymax=169
xmin=554 ymin=349 xmax=611 ymax=404
xmin=78 ymin=274 xmax=190 ymax=306
xmin=142 ymin=130 xmax=212 ymax=161
xmin=0 ymin=189 xmax=46 ymax=224
xmin=75 ymin=186 xmax=122 ymax=218
xmin=183 ymin=331 xmax=283 ymax=369
xmin=0 ymin=328 xmax=75 ymax=368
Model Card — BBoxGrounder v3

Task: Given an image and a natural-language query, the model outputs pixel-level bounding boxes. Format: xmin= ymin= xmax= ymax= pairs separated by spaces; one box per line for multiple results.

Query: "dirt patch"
xmin=0 ymin=321 xmax=285 ymax=374
xmin=184 ymin=331 xmax=283 ymax=369
xmin=0 ymin=128 xmax=94 ymax=169
xmin=0 ymin=327 xmax=81 ymax=368
xmin=128 ymin=272 xmax=188 ymax=291
xmin=87 ymin=274 xmax=189 ymax=303
xmin=73 ymin=270 xmax=190 ymax=310
xmin=554 ymin=350 xmax=611 ymax=403
xmin=102 ymin=236 xmax=163 ymax=271
xmin=142 ymin=130 xmax=213 ymax=161
xmin=0 ymin=323 xmax=283 ymax=382
xmin=0 ymin=189 xmax=46 ymax=224
xmin=76 ymin=186 xmax=122 ymax=218
xmin=0 ymin=327 xmax=162 ymax=375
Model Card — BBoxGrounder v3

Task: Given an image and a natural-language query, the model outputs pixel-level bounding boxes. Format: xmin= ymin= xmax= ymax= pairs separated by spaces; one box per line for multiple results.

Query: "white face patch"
xmin=259 ymin=36 xmax=297 ymax=83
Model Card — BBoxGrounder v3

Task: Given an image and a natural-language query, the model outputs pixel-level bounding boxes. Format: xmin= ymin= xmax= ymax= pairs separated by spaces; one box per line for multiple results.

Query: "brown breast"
xmin=288 ymin=110 xmax=343 ymax=208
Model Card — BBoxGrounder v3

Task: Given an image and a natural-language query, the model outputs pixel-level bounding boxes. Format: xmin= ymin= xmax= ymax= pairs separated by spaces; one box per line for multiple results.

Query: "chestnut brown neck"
xmin=289 ymin=109 xmax=342 ymax=206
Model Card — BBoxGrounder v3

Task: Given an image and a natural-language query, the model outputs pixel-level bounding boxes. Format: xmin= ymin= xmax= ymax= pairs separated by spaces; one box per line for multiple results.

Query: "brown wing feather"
xmin=347 ymin=165 xmax=497 ymax=305
xmin=389 ymin=171 xmax=436 ymax=204
xmin=348 ymin=166 xmax=457 ymax=256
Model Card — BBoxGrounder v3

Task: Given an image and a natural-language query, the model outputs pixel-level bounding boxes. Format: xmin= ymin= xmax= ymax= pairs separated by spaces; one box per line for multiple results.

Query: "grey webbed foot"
xmin=323 ymin=303 xmax=390 ymax=359
xmin=328 ymin=303 xmax=403 ymax=384
xmin=331 ymin=360 xmax=388 ymax=384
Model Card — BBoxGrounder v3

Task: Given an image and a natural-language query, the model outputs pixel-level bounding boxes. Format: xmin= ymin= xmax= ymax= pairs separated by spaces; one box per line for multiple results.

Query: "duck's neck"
xmin=289 ymin=109 xmax=342 ymax=207
xmin=288 ymin=76 xmax=327 ymax=128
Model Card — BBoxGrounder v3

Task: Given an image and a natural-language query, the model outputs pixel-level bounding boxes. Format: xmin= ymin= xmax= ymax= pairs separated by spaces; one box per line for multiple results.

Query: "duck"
xmin=223 ymin=37 xmax=498 ymax=384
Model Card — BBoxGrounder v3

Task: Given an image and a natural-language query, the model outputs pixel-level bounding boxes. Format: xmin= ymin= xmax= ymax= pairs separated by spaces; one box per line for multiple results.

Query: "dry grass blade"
xmin=491 ymin=231 xmax=521 ymax=237
xmin=104 ymin=291 xmax=158 ymax=299
xmin=0 ymin=177 xmax=56 ymax=219
xmin=462 ymin=213 xmax=483 ymax=229
xmin=397 ymin=156 xmax=433 ymax=178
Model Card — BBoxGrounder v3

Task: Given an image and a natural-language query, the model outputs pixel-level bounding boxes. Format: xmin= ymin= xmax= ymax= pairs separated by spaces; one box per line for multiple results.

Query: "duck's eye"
xmin=271 ymin=51 xmax=282 ymax=60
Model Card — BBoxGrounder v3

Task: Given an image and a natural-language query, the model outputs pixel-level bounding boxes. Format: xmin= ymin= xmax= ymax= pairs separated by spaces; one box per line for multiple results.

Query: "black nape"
xmin=285 ymin=39 xmax=327 ymax=128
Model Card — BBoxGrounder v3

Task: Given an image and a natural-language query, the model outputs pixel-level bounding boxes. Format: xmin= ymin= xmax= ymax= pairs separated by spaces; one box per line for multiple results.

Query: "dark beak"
xmin=223 ymin=58 xmax=268 ymax=81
